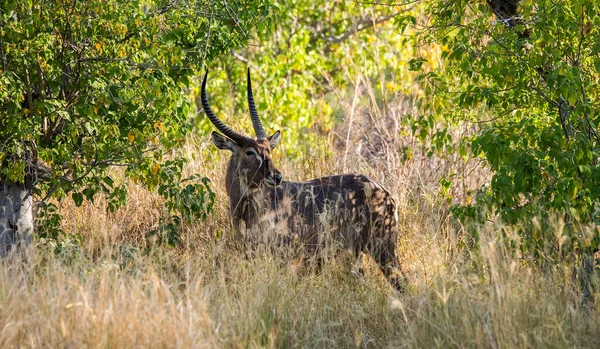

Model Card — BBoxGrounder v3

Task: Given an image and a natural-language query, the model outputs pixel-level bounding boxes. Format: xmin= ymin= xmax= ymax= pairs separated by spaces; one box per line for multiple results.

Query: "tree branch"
xmin=352 ymin=0 xmax=420 ymax=6
xmin=318 ymin=11 xmax=408 ymax=44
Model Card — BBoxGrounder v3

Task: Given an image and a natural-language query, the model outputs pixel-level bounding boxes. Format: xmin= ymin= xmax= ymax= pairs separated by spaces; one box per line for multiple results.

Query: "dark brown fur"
xmin=203 ymin=70 xmax=406 ymax=291
xmin=213 ymin=133 xmax=406 ymax=291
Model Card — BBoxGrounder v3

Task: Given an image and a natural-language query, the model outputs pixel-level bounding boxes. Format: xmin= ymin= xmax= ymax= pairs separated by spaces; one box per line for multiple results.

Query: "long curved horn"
xmin=201 ymin=71 xmax=250 ymax=145
xmin=247 ymin=68 xmax=267 ymax=139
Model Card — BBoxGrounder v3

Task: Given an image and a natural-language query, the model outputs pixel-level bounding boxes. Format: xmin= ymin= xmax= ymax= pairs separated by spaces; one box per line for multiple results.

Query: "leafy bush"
xmin=0 ymin=0 xmax=272 ymax=246
xmin=424 ymin=0 xmax=600 ymax=259
xmin=150 ymin=160 xmax=215 ymax=246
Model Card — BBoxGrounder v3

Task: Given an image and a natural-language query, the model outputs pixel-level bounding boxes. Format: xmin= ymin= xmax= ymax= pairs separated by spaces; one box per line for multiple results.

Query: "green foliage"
xmin=36 ymin=202 xmax=65 ymax=242
xmin=36 ymin=202 xmax=86 ymax=257
xmin=0 ymin=0 xmax=271 ymax=236
xmin=426 ymin=0 xmax=600 ymax=257
xmin=149 ymin=159 xmax=215 ymax=246
xmin=198 ymin=0 xmax=426 ymax=160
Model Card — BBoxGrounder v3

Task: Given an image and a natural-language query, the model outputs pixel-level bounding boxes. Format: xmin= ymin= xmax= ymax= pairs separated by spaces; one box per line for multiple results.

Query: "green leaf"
xmin=72 ymin=192 xmax=84 ymax=207
xmin=408 ymin=57 xmax=427 ymax=71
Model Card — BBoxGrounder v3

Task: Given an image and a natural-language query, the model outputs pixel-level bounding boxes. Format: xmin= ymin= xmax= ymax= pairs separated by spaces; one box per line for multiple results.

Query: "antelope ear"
xmin=211 ymin=132 xmax=239 ymax=152
xmin=268 ymin=130 xmax=281 ymax=149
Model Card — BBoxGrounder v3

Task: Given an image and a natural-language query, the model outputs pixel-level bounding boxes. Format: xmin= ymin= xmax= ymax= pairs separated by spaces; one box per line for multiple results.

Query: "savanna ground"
xmin=2 ymin=81 xmax=600 ymax=347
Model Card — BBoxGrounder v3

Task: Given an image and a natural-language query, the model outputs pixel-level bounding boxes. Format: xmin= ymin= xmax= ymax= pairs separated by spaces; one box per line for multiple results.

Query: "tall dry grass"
xmin=2 ymin=196 xmax=599 ymax=347
xmin=2 ymin=68 xmax=600 ymax=348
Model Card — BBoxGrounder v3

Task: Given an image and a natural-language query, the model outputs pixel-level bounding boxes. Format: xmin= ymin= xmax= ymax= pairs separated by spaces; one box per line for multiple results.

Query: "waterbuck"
xmin=202 ymin=69 xmax=406 ymax=291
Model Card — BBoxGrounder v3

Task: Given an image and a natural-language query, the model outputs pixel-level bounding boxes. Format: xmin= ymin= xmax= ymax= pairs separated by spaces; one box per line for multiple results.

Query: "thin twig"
xmin=352 ymin=0 xmax=420 ymax=6
xmin=319 ymin=11 xmax=406 ymax=44
xmin=202 ymin=0 xmax=216 ymax=65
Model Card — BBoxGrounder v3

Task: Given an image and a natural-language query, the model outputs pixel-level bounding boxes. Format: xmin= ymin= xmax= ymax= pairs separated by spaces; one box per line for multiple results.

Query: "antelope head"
xmin=201 ymin=69 xmax=283 ymax=188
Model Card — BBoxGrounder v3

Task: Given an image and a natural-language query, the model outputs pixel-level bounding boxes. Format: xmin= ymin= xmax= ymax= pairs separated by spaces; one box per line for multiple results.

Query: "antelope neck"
xmin=225 ymin=155 xmax=255 ymax=200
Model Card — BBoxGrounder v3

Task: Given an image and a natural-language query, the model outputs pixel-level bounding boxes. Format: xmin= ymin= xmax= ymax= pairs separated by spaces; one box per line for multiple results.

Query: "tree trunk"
xmin=0 ymin=179 xmax=33 ymax=258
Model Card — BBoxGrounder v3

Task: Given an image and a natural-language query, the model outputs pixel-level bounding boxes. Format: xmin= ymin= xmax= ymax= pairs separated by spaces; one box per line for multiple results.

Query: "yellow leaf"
xmin=152 ymin=164 xmax=160 ymax=175
xmin=154 ymin=121 xmax=167 ymax=133
xmin=24 ymin=108 xmax=29 ymax=116
xmin=128 ymin=133 xmax=135 ymax=143
xmin=95 ymin=42 xmax=101 ymax=51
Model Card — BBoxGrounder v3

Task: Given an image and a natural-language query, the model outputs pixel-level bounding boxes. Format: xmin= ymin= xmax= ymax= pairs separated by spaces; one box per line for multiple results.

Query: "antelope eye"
xmin=245 ymin=150 xmax=254 ymax=156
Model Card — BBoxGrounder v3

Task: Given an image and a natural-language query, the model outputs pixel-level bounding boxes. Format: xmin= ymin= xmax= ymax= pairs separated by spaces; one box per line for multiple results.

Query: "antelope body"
xmin=202 ymin=70 xmax=406 ymax=291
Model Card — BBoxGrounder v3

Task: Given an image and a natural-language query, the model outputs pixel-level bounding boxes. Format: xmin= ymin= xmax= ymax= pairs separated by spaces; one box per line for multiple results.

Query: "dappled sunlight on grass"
xmin=3 ymin=129 xmax=599 ymax=347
